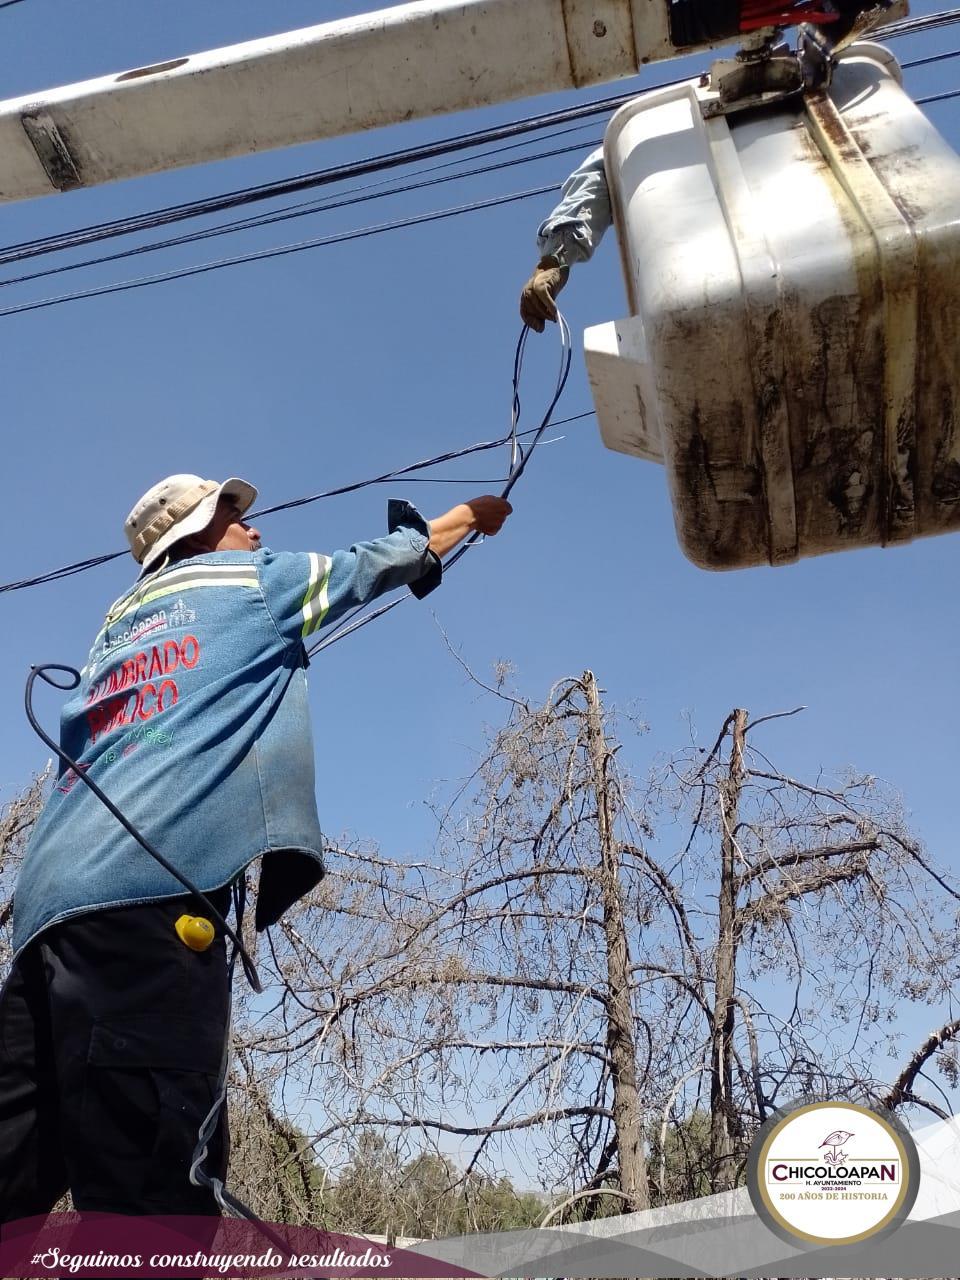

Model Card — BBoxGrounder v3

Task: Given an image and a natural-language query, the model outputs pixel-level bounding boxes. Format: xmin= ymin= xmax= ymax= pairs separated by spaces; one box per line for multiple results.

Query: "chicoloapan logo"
xmin=747 ymin=1100 xmax=919 ymax=1246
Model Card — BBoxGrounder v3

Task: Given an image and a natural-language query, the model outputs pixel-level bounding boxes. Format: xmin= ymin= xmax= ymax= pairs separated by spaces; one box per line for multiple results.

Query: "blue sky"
xmin=1 ymin=1 xmax=959 ymax=1082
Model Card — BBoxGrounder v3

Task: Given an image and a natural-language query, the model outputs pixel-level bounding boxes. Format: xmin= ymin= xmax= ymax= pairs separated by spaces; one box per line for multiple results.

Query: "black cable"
xmin=0 ymin=550 xmax=129 ymax=595
xmin=875 ymin=8 xmax=960 ymax=40
xmin=0 ymin=184 xmax=556 ymax=319
xmin=249 ymin=418 xmax=579 ymax=518
xmin=307 ymin=318 xmax=573 ymax=657
xmin=901 ymin=48 xmax=960 ymax=71
xmin=916 ymin=86 xmax=960 ymax=104
xmin=0 ymin=134 xmax=604 ymax=290
xmin=0 ymin=414 xmax=594 ymax=596
xmin=0 ymin=15 xmax=946 ymax=572
xmin=24 ymin=664 xmax=263 ymax=992
xmin=0 ymin=91 xmax=654 ymax=267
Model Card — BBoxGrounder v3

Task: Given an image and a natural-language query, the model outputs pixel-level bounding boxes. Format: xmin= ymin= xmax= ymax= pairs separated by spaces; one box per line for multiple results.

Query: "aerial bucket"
xmin=584 ymin=43 xmax=960 ymax=569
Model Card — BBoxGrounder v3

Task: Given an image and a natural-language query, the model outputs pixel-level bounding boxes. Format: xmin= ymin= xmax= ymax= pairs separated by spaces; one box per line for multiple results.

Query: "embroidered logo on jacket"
xmin=85 ymin=634 xmax=201 ymax=744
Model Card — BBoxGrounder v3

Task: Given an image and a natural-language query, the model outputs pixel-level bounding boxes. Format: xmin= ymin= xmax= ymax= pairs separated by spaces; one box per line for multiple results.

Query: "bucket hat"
xmin=125 ymin=473 xmax=258 ymax=571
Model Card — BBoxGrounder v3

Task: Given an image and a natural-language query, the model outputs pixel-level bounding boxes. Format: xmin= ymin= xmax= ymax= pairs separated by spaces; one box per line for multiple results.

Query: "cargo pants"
xmin=0 ymin=890 xmax=231 ymax=1224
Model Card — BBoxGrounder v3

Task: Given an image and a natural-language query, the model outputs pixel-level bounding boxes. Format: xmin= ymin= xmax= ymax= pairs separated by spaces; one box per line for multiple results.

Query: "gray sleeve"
xmin=536 ymin=147 xmax=612 ymax=266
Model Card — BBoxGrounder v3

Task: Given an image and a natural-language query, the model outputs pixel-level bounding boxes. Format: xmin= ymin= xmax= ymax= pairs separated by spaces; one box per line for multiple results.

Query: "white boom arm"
xmin=0 ymin=0 xmax=679 ymax=203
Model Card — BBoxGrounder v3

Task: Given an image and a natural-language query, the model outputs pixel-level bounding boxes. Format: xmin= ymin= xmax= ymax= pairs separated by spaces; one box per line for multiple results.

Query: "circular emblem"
xmin=747 ymin=1100 xmax=919 ymax=1246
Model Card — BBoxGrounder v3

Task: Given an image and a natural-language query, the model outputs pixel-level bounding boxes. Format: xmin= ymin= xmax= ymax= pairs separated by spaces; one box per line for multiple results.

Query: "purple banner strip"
xmin=0 ymin=1214 xmax=482 ymax=1279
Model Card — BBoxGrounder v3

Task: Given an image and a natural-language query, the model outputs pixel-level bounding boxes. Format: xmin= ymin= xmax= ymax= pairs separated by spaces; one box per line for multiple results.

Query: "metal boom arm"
xmin=0 ymin=0 xmax=907 ymax=204
xmin=1 ymin=0 xmax=679 ymax=203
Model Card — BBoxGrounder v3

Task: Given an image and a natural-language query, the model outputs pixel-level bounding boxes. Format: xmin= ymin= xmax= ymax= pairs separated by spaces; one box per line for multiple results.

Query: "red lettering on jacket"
xmin=163 ymin=640 xmax=180 ymax=675
xmin=136 ymin=682 xmax=158 ymax=720
xmin=83 ymin=631 xmax=197 ymax=747
xmin=157 ymin=679 xmax=178 ymax=713
xmin=113 ymin=697 xmax=132 ymax=732
xmin=180 ymin=635 xmax=200 ymax=669
xmin=86 ymin=704 xmax=108 ymax=743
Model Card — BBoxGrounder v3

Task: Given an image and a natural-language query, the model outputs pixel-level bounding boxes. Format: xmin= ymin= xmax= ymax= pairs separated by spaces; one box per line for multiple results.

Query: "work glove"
xmin=519 ymin=255 xmax=569 ymax=333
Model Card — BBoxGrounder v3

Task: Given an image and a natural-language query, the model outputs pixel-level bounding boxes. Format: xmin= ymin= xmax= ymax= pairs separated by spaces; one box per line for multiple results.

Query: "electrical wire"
xmin=0 ymin=13 xmax=952 ymax=578
xmin=0 ymin=185 xmax=557 ymax=318
xmin=0 ymin=93 xmax=655 ymax=268
xmin=0 ymin=12 xmax=951 ymax=578
xmin=0 ymin=134 xmax=604 ymax=290
xmin=306 ymin=314 xmax=573 ymax=658
xmin=0 ymin=120 xmax=605 ymax=281
xmin=916 ymin=86 xmax=960 ymax=105
xmin=0 ymin=550 xmax=130 ymax=594
xmin=901 ymin=48 xmax=960 ymax=71
xmin=0 ymin=412 xmax=595 ymax=596
xmin=875 ymin=8 xmax=960 ymax=40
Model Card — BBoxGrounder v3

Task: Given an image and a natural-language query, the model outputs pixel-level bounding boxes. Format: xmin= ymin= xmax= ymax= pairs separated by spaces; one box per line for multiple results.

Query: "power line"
xmin=0 ymin=412 xmax=595 ymax=596
xmin=306 ymin=315 xmax=574 ymax=657
xmin=0 ymin=92 xmax=649 ymax=268
xmin=917 ymin=86 xmax=960 ymax=105
xmin=875 ymin=8 xmax=960 ymax=39
xmin=0 ymin=10 xmax=953 ymax=588
xmin=902 ymin=48 xmax=960 ymax=71
xmin=0 ymin=134 xmax=603 ymax=290
xmin=0 ymin=185 xmax=559 ymax=318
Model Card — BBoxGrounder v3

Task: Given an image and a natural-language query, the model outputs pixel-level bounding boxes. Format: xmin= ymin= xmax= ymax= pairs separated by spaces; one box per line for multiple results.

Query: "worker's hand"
xmin=465 ymin=495 xmax=513 ymax=535
xmin=519 ymin=255 xmax=569 ymax=333
xmin=429 ymin=497 xmax=513 ymax=558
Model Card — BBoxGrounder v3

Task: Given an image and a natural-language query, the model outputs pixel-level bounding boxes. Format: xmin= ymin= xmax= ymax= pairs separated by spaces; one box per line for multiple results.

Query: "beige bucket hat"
xmin=125 ymin=473 xmax=258 ymax=572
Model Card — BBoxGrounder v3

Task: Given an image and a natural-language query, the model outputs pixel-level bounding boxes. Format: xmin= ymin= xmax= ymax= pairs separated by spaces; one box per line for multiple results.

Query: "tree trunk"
xmin=710 ymin=707 xmax=747 ymax=1192
xmin=582 ymin=670 xmax=649 ymax=1214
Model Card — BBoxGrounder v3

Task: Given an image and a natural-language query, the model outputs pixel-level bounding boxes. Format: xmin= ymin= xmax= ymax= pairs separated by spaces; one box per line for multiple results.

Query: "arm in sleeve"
xmin=536 ymin=147 xmax=612 ymax=266
xmin=259 ymin=501 xmax=441 ymax=644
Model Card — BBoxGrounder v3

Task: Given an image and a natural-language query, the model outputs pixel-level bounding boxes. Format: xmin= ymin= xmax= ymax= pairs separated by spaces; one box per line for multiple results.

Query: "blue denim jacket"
xmin=14 ymin=502 xmax=437 ymax=956
xmin=537 ymin=146 xmax=612 ymax=266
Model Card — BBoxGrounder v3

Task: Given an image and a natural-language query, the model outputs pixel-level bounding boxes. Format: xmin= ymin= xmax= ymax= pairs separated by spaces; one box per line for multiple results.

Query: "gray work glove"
xmin=519 ymin=255 xmax=569 ymax=332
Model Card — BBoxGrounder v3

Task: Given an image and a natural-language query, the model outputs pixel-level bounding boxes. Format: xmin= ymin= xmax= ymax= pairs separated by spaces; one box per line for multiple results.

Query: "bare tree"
xmin=651 ymin=699 xmax=960 ymax=1187
xmin=235 ymin=670 xmax=960 ymax=1219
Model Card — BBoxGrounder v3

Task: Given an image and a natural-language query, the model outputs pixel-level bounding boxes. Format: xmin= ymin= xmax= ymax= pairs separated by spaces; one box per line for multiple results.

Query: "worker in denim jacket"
xmin=520 ymin=147 xmax=612 ymax=332
xmin=0 ymin=474 xmax=511 ymax=1225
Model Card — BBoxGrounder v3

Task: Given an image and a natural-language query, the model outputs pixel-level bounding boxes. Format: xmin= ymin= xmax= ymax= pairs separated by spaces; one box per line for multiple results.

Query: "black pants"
xmin=0 ymin=891 xmax=231 ymax=1224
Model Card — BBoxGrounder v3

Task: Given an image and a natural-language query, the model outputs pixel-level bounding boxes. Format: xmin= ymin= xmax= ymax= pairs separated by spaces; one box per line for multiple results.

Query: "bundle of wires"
xmin=306 ymin=314 xmax=573 ymax=657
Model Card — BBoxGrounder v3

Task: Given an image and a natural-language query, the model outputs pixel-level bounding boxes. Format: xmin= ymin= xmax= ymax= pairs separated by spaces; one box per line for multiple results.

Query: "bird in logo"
xmin=820 ymin=1130 xmax=855 ymax=1163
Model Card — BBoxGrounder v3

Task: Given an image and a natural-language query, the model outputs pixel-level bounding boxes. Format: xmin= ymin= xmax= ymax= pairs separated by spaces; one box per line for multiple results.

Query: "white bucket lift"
xmin=585 ymin=42 xmax=960 ymax=569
